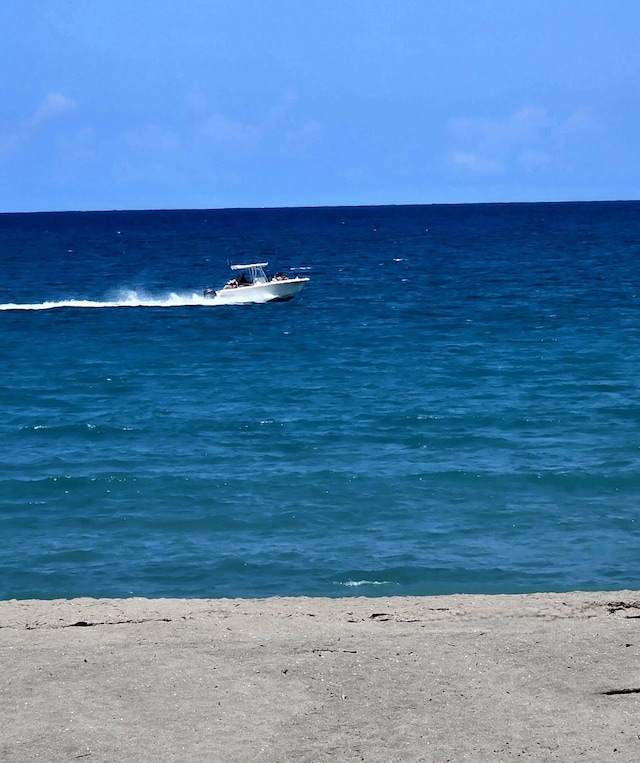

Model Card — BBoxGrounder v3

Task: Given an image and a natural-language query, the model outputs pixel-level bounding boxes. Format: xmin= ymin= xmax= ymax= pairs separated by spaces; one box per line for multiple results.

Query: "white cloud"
xmin=193 ymin=92 xmax=321 ymax=154
xmin=450 ymin=151 xmax=503 ymax=175
xmin=447 ymin=106 xmax=598 ymax=175
xmin=197 ymin=113 xmax=261 ymax=151
xmin=1 ymin=93 xmax=78 ymax=159
xmin=0 ymin=93 xmax=76 ymax=155
xmin=28 ymin=93 xmax=76 ymax=126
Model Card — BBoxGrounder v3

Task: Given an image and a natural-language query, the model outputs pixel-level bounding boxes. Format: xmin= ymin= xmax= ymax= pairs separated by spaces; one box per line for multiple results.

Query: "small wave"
xmin=335 ymin=579 xmax=393 ymax=588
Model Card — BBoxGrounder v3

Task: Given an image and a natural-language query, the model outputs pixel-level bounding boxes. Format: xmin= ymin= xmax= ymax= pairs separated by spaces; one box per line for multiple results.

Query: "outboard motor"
xmin=203 ymin=287 xmax=216 ymax=298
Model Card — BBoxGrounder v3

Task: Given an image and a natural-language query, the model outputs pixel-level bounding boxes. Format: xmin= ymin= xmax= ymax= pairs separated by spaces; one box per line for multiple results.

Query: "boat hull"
xmin=208 ymin=277 xmax=309 ymax=304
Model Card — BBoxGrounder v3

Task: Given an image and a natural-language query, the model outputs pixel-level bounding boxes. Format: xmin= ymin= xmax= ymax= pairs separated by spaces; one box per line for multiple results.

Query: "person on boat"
xmin=238 ymin=272 xmax=250 ymax=286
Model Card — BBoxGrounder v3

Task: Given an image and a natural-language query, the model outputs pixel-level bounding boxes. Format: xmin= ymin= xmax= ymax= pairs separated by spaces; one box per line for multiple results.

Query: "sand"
xmin=1 ymin=591 xmax=640 ymax=762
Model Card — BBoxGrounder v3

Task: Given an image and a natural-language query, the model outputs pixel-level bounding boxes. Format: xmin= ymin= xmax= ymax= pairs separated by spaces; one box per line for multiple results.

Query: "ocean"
xmin=1 ymin=201 xmax=639 ymax=600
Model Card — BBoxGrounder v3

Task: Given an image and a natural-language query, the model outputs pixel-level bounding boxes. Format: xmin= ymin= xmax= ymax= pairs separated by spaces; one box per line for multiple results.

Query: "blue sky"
xmin=1 ymin=0 xmax=638 ymax=211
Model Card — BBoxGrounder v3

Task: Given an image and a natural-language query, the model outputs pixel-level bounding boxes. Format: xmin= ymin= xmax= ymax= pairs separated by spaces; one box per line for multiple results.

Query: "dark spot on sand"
xmin=602 ymin=687 xmax=640 ymax=695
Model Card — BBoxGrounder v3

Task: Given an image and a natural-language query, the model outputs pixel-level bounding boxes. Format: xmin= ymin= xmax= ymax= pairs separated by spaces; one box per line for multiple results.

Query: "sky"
xmin=1 ymin=0 xmax=639 ymax=212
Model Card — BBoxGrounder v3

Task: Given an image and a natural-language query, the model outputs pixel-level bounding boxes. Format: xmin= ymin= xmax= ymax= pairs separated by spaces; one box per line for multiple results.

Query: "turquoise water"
xmin=1 ymin=202 xmax=639 ymax=599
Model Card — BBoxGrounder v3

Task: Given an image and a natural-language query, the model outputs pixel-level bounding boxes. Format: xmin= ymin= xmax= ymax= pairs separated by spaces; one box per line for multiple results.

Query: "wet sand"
xmin=2 ymin=591 xmax=640 ymax=761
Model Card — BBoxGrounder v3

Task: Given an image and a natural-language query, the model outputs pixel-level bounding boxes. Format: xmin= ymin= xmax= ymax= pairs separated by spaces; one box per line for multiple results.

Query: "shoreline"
xmin=2 ymin=588 xmax=640 ymax=628
xmin=2 ymin=591 xmax=640 ymax=761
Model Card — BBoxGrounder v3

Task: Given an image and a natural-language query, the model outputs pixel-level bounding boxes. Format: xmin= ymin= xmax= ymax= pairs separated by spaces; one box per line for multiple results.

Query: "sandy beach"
xmin=2 ymin=591 xmax=640 ymax=762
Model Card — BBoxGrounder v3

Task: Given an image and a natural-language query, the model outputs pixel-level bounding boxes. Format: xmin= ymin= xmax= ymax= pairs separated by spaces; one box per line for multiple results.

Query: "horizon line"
xmin=1 ymin=197 xmax=639 ymax=216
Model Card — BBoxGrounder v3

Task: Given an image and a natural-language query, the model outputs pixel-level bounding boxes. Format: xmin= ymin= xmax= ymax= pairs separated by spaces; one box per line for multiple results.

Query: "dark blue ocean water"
xmin=1 ymin=202 xmax=640 ymax=600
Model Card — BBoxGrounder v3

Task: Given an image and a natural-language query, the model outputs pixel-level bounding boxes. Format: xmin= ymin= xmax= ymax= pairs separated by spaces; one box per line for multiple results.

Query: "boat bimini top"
xmin=229 ymin=262 xmax=269 ymax=271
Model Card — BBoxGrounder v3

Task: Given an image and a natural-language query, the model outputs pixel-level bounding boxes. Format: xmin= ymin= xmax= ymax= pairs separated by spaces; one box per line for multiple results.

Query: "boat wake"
xmin=0 ymin=289 xmax=228 ymax=311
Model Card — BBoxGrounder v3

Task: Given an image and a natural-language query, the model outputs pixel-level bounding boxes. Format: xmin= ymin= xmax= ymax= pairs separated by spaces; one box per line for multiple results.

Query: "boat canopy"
xmin=230 ymin=262 xmax=268 ymax=271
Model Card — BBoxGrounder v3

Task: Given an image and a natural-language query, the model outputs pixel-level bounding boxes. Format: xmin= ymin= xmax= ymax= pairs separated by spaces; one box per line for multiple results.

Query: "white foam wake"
xmin=0 ymin=289 xmax=224 ymax=311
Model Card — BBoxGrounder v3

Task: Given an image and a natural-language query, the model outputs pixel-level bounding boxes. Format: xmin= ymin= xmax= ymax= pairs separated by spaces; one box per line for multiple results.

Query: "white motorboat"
xmin=203 ymin=262 xmax=309 ymax=304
